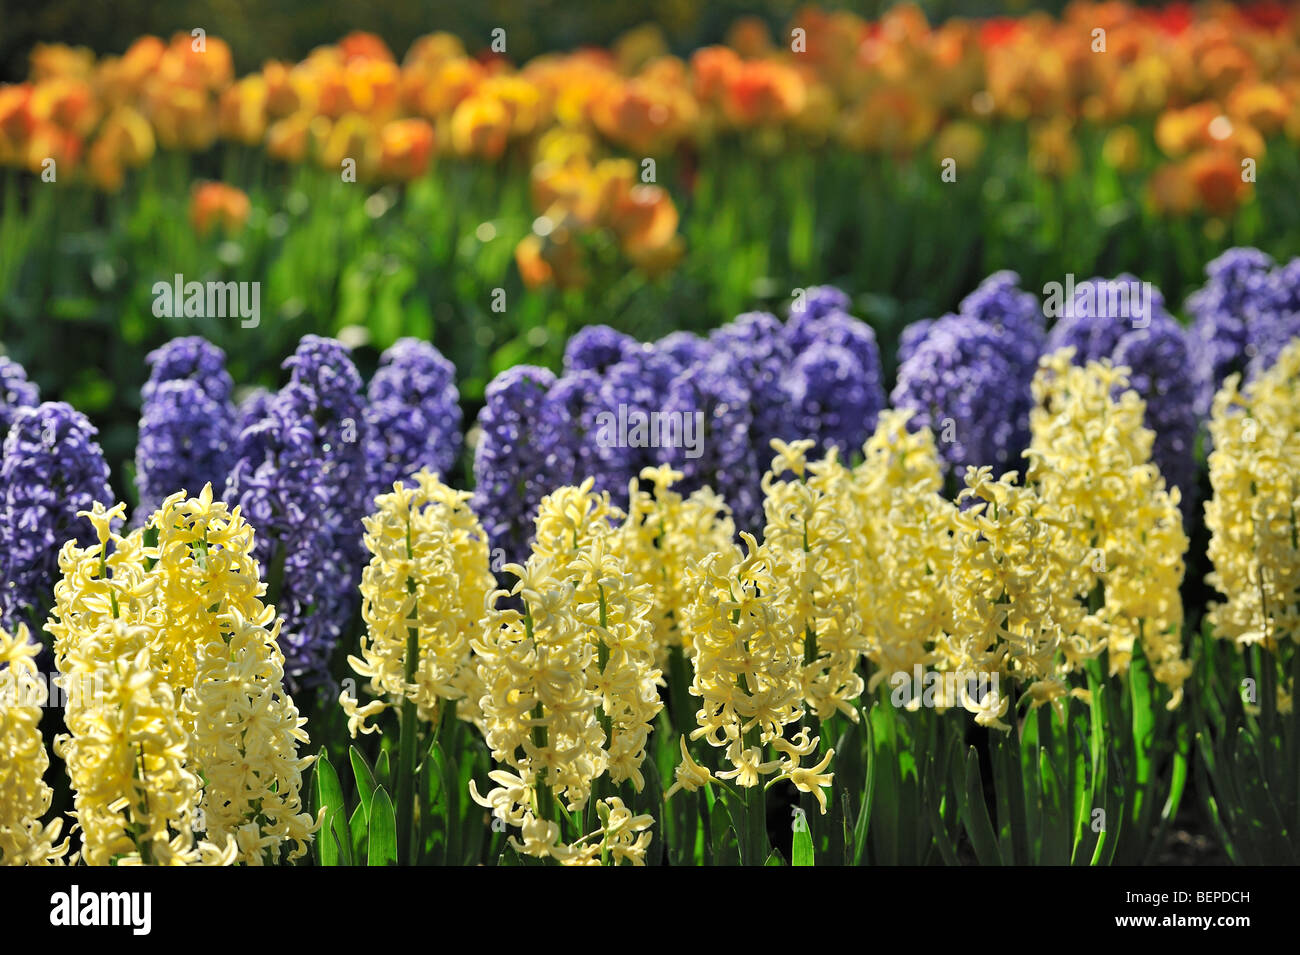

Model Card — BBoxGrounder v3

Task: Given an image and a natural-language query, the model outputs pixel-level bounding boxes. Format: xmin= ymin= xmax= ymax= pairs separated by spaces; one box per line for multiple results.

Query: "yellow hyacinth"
xmin=55 ymin=621 xmax=233 ymax=866
xmin=47 ymin=486 xmax=318 ymax=865
xmin=761 ymin=439 xmax=864 ymax=722
xmin=619 ymin=464 xmax=735 ymax=658
xmin=846 ymin=410 xmax=955 ymax=696
xmin=528 ymin=480 xmax=661 ymax=792
xmin=1205 ymin=339 xmax=1300 ymax=649
xmin=470 ymin=481 xmax=661 ymax=863
xmin=1026 ymin=350 xmax=1191 ymax=705
xmin=0 ymin=626 xmax=67 ymax=865
xmin=341 ymin=470 xmax=496 ymax=735
xmin=678 ymin=528 xmax=830 ymax=798
xmin=941 ymin=467 xmax=1062 ymax=729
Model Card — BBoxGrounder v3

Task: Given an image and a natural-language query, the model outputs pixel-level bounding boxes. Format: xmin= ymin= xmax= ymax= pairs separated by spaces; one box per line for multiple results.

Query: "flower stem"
xmin=395 ymin=578 xmax=420 ymax=866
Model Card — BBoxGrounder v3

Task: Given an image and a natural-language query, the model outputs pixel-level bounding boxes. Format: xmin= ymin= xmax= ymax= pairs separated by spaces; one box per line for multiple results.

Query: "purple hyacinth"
xmin=542 ymin=369 xmax=602 ymax=494
xmin=1048 ymin=278 xmax=1199 ymax=505
xmin=958 ymin=270 xmax=1045 ymax=375
xmin=0 ymin=357 xmax=39 ymax=435
xmin=897 ymin=320 xmax=934 ymax=367
xmin=900 ymin=272 xmax=1044 ymax=375
xmin=780 ymin=342 xmax=884 ymax=464
xmin=364 ymin=338 xmax=462 ymax=503
xmin=235 ymin=387 xmax=273 ymax=438
xmin=471 ymin=365 xmax=561 ymax=567
xmin=891 ymin=315 xmax=1027 ymax=475
xmin=1112 ymin=321 xmax=1198 ymax=505
xmin=782 ymin=300 xmax=886 ymax=458
xmin=1186 ymin=248 xmax=1277 ymax=415
xmin=224 ymin=336 xmax=369 ymax=690
xmin=587 ymin=346 xmax=686 ymax=508
xmin=142 ymin=336 xmax=235 ymax=406
xmin=1243 ymin=257 xmax=1300 ymax=379
xmin=791 ymin=285 xmax=851 ymax=321
xmin=135 ymin=379 xmax=235 ymax=516
xmin=136 ymin=338 xmax=236 ymax=519
xmin=662 ymin=361 xmax=759 ymax=530
xmin=224 ymin=385 xmax=337 ymax=687
xmin=281 ymin=336 xmax=368 ymax=499
xmin=786 ymin=309 xmax=883 ymax=382
xmin=0 ymin=402 xmax=112 ymax=631
xmin=563 ymin=325 xmax=639 ymax=375
xmin=708 ymin=311 xmax=795 ymax=457
xmin=655 ymin=331 xmax=713 ymax=370
xmin=1046 ymin=274 xmax=1162 ymax=359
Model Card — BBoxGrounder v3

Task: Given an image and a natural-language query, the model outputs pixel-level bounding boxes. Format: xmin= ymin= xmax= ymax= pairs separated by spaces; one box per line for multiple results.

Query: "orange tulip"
xmin=266 ymin=112 xmax=313 ymax=163
xmin=24 ymin=122 xmax=81 ymax=176
xmin=115 ymin=36 xmax=166 ymax=95
xmin=723 ymin=60 xmax=806 ymax=126
xmin=1154 ymin=102 xmax=1218 ymax=157
xmin=726 ymin=17 xmax=775 ymax=58
xmin=85 ymin=106 xmax=155 ymax=189
xmin=1187 ymin=148 xmax=1252 ymax=217
xmin=842 ymin=86 xmax=936 ymax=153
xmin=403 ymin=33 xmax=467 ymax=71
xmin=691 ymin=46 xmax=743 ymax=104
xmin=342 ymin=59 xmax=401 ymax=117
xmin=146 ymin=81 xmax=218 ymax=150
xmin=0 ymin=85 xmax=34 ymax=144
xmin=219 ymin=76 xmax=269 ymax=144
xmin=190 ymin=181 xmax=250 ymax=236
xmin=1228 ymin=82 xmax=1290 ymax=136
xmin=378 ymin=118 xmax=434 ymax=180
xmin=29 ymin=44 xmax=95 ymax=82
xmin=609 ymin=184 xmax=679 ymax=258
xmin=340 ymin=32 xmax=394 ymax=64
xmin=450 ymin=94 xmax=511 ymax=159
xmin=319 ymin=112 xmax=375 ymax=174
xmin=515 ymin=227 xmax=587 ymax=289
xmin=28 ymin=79 xmax=99 ymax=136
xmin=159 ymin=32 xmax=233 ymax=91
xmin=260 ymin=61 xmax=302 ymax=118
xmin=591 ymin=79 xmax=690 ymax=154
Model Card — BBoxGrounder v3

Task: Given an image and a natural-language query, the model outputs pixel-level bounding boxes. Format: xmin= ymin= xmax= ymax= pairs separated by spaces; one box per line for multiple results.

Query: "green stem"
xmin=743 ymin=726 xmax=767 ymax=865
xmin=524 ymin=603 xmax=555 ymax=826
xmin=395 ymin=625 xmax=420 ymax=866
xmin=395 ymin=532 xmax=420 ymax=866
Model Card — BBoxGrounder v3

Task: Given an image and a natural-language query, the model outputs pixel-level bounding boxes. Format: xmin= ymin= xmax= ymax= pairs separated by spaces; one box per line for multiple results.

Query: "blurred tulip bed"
xmin=4 ymin=1 xmax=1300 ymax=868
xmin=5 ymin=1 xmax=1300 ymax=479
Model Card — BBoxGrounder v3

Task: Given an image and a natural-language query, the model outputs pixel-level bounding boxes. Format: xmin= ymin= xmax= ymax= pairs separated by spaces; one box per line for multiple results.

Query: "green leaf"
xmin=350 ymin=746 xmax=377 ymax=820
xmin=958 ymin=746 xmax=1002 ymax=865
xmin=368 ymin=787 xmax=398 ymax=866
xmin=715 ymin=783 xmax=750 ymax=864
xmin=851 ymin=702 xmax=875 ymax=865
xmin=764 ymin=849 xmax=786 ymax=866
xmin=349 ymin=803 xmax=368 ymax=864
xmin=792 ymin=819 xmax=814 ymax=867
xmin=311 ymin=751 xmax=347 ymax=867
